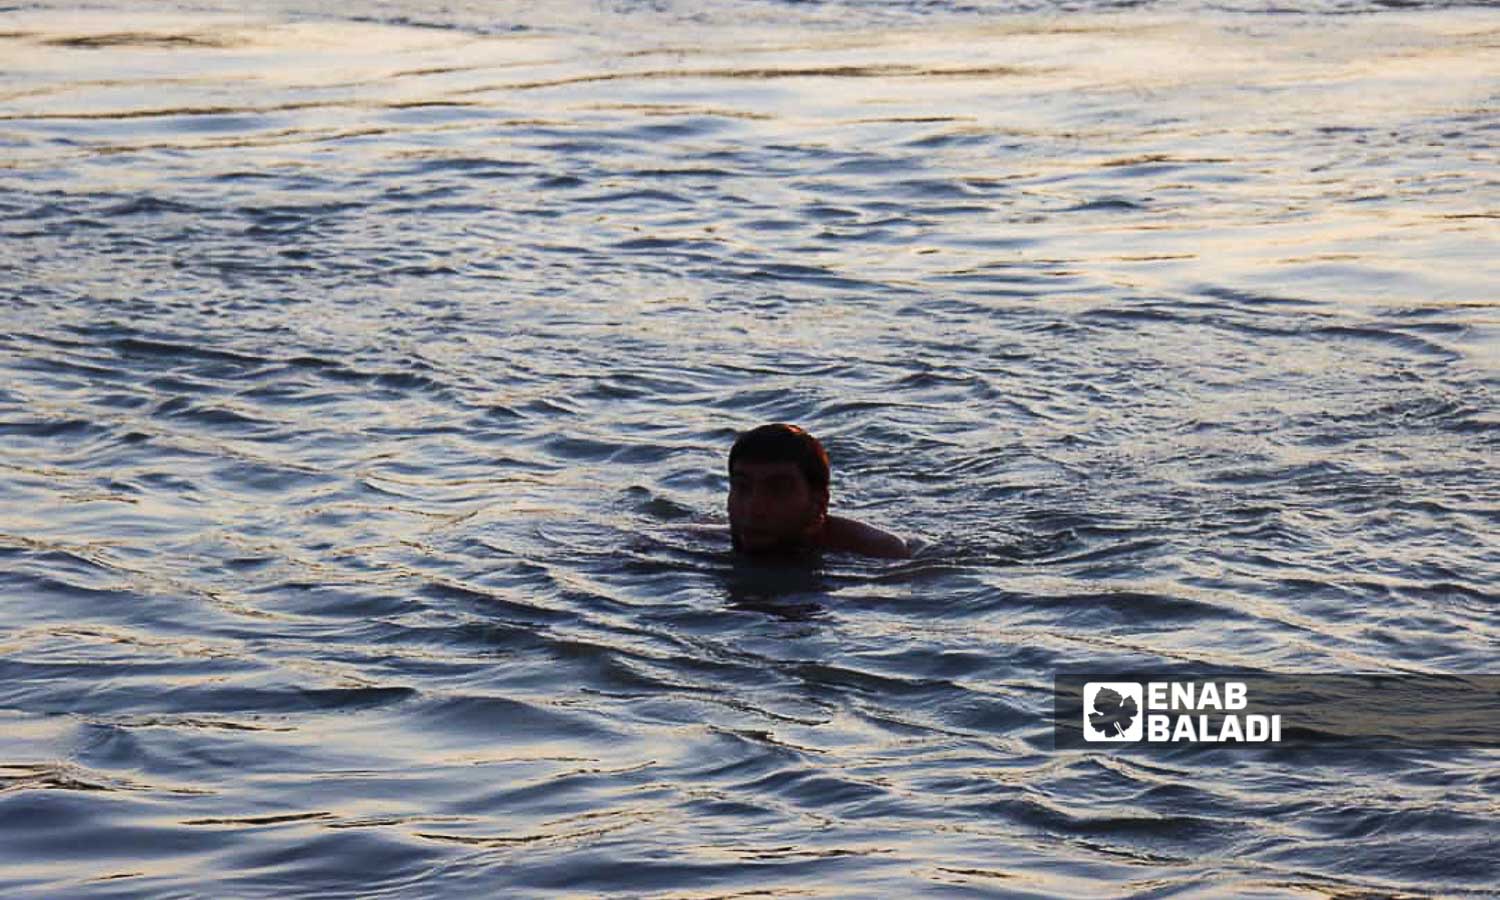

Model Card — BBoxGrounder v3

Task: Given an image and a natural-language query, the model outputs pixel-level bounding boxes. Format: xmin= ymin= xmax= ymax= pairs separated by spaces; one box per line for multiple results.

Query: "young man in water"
xmin=728 ymin=423 xmax=910 ymax=559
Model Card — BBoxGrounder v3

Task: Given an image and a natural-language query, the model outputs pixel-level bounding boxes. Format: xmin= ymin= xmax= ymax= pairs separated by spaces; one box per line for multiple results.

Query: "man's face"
xmin=727 ymin=460 xmax=827 ymax=554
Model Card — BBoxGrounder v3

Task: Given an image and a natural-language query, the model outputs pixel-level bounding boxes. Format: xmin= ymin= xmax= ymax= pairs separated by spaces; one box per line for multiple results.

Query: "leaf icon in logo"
xmin=1089 ymin=687 xmax=1138 ymax=737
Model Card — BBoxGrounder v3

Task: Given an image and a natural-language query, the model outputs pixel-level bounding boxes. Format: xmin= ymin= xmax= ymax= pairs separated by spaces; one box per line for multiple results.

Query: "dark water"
xmin=2 ymin=0 xmax=1497 ymax=895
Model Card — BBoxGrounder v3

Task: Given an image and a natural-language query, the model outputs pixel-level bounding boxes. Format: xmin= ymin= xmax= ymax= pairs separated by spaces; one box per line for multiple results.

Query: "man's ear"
xmin=816 ymin=487 xmax=829 ymax=518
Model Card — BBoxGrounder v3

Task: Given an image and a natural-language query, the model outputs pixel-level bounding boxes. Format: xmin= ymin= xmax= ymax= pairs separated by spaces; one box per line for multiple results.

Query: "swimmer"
xmin=728 ymin=423 xmax=910 ymax=560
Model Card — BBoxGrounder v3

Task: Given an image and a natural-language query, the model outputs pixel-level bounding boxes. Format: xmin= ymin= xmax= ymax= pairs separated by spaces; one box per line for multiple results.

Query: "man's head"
xmin=727 ymin=423 xmax=830 ymax=555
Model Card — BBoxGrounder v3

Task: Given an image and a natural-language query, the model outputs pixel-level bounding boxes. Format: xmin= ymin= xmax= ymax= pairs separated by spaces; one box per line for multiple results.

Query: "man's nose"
xmin=746 ymin=491 xmax=774 ymax=519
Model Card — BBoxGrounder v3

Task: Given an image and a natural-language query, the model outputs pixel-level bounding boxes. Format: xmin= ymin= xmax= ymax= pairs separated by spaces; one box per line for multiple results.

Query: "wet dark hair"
xmin=728 ymin=423 xmax=830 ymax=492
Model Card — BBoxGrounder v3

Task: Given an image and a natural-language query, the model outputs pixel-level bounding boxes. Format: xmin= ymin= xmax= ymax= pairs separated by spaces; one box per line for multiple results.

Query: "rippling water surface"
xmin=2 ymin=0 xmax=1497 ymax=895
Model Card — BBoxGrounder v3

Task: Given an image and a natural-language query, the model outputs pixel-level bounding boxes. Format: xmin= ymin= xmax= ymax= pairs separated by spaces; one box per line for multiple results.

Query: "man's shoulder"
xmin=821 ymin=514 xmax=910 ymax=559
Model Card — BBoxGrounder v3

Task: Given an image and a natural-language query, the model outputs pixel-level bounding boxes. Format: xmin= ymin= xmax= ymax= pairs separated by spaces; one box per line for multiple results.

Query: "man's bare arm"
xmin=822 ymin=514 xmax=911 ymax=559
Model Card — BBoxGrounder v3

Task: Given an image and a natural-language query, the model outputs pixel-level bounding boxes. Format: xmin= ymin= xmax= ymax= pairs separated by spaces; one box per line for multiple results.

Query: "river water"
xmin=2 ymin=0 xmax=1497 ymax=895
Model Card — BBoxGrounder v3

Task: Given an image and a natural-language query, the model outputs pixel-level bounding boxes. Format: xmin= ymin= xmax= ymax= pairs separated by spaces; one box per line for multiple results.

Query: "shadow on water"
xmin=615 ymin=522 xmax=837 ymax=620
xmin=721 ymin=557 xmax=830 ymax=621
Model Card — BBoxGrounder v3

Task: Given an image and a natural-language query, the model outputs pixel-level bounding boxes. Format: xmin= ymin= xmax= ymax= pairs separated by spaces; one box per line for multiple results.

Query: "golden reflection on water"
xmin=4 ymin=10 xmax=1496 ymax=122
xmin=6 ymin=0 xmax=1495 ymax=316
